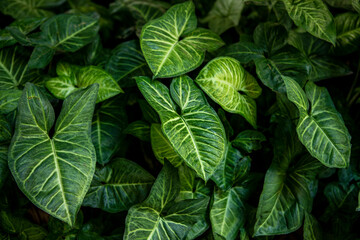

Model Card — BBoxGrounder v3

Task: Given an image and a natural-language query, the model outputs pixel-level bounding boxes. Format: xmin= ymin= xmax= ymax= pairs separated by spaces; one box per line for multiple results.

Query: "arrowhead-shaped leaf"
xmin=8 ymin=83 xmax=98 ymax=226
xmin=136 ymin=75 xmax=226 ymax=181
xmin=83 ymin=158 xmax=155 ymax=213
xmin=282 ymin=0 xmax=336 ymax=44
xmin=283 ymin=76 xmax=351 ymax=168
xmin=46 ymin=62 xmax=123 ymax=103
xmin=196 ymin=57 xmax=262 ymax=128
xmin=140 ymin=1 xmax=224 ymax=78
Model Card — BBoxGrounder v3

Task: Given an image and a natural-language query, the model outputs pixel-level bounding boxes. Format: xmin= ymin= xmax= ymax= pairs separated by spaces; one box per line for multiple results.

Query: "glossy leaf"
xmin=8 ymin=83 xmax=98 ymax=225
xmin=140 ymin=1 xmax=224 ymax=78
xmin=124 ymin=161 xmax=209 ymax=239
xmin=332 ymin=12 xmax=360 ymax=55
xmin=0 ymin=0 xmax=65 ymax=19
xmin=91 ymin=96 xmax=127 ymax=165
xmin=29 ymin=14 xmax=99 ymax=69
xmin=105 ymin=40 xmax=148 ymax=87
xmin=282 ymin=0 xmax=336 ymax=44
xmin=46 ymin=62 xmax=123 ymax=103
xmin=83 ymin=158 xmax=155 ymax=212
xmin=150 ymin=123 xmax=182 ymax=167
xmin=254 ymin=121 xmax=322 ymax=236
xmin=219 ymin=41 xmax=264 ymax=64
xmin=203 ymin=0 xmax=245 ymax=34
xmin=232 ymin=130 xmax=266 ymax=153
xmin=136 ymin=75 xmax=226 ymax=181
xmin=210 ymin=187 xmax=247 ymax=240
xmin=196 ymin=57 xmax=262 ymax=128
xmin=284 ymin=77 xmax=351 ymax=168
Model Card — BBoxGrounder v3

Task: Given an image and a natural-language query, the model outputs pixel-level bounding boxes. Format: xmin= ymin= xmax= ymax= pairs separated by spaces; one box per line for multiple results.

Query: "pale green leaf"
xmin=8 ymin=83 xmax=98 ymax=226
xmin=91 ymin=96 xmax=127 ymax=165
xmin=203 ymin=0 xmax=245 ymax=34
xmin=136 ymin=76 xmax=226 ymax=181
xmin=282 ymin=0 xmax=336 ymax=44
xmin=283 ymin=77 xmax=351 ymax=168
xmin=140 ymin=1 xmax=224 ymax=78
xmin=83 ymin=158 xmax=155 ymax=213
xmin=46 ymin=62 xmax=123 ymax=103
xmin=196 ymin=57 xmax=262 ymax=128
xmin=150 ymin=123 xmax=182 ymax=167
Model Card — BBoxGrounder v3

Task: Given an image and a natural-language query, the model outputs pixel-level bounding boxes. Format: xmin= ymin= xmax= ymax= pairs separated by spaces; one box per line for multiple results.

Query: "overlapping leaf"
xmin=219 ymin=41 xmax=264 ymax=64
xmin=136 ymin=75 xmax=226 ymax=181
xmin=232 ymin=130 xmax=266 ymax=153
xmin=46 ymin=62 xmax=123 ymax=103
xmin=83 ymin=158 xmax=155 ymax=212
xmin=284 ymin=76 xmax=351 ymax=168
xmin=8 ymin=83 xmax=98 ymax=225
xmin=282 ymin=0 xmax=336 ymax=44
xmin=0 ymin=144 xmax=8 ymax=189
xmin=196 ymin=57 xmax=262 ymax=128
xmin=140 ymin=1 xmax=224 ymax=78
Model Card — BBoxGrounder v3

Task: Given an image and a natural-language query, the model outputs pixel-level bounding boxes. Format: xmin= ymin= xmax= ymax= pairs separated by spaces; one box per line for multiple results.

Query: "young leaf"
xmin=83 ymin=158 xmax=155 ymax=213
xmin=283 ymin=76 xmax=351 ymax=168
xmin=196 ymin=57 xmax=262 ymax=128
xmin=46 ymin=62 xmax=123 ymax=103
xmin=29 ymin=14 xmax=99 ymax=69
xmin=105 ymin=40 xmax=148 ymax=87
xmin=254 ymin=121 xmax=322 ymax=236
xmin=136 ymin=76 xmax=226 ymax=181
xmin=203 ymin=0 xmax=245 ymax=35
xmin=8 ymin=83 xmax=98 ymax=226
xmin=232 ymin=130 xmax=266 ymax=153
xmin=140 ymin=1 xmax=224 ymax=78
xmin=282 ymin=0 xmax=336 ymax=44
xmin=91 ymin=96 xmax=128 ymax=165
xmin=150 ymin=124 xmax=182 ymax=167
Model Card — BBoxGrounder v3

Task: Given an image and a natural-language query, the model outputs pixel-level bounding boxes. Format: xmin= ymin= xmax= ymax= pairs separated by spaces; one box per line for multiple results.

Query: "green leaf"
xmin=124 ymin=161 xmax=209 ymax=240
xmin=177 ymin=163 xmax=197 ymax=200
xmin=0 ymin=210 xmax=48 ymax=239
xmin=253 ymin=22 xmax=287 ymax=55
xmin=196 ymin=57 xmax=262 ymax=128
xmin=136 ymin=75 xmax=226 ymax=181
xmin=232 ymin=130 xmax=266 ymax=153
xmin=203 ymin=0 xmax=245 ymax=35
xmin=254 ymin=46 xmax=309 ymax=93
xmin=29 ymin=13 xmax=99 ymax=69
xmin=0 ymin=90 xmax=22 ymax=114
xmin=0 ymin=144 xmax=9 ymax=189
xmin=140 ymin=1 xmax=224 ymax=78
xmin=0 ymin=0 xmax=65 ymax=19
xmin=105 ymin=40 xmax=148 ymax=87
xmin=46 ymin=62 xmax=123 ymax=103
xmin=91 ymin=96 xmax=128 ymax=165
xmin=83 ymin=158 xmax=155 ymax=213
xmin=254 ymin=121 xmax=322 ymax=236
xmin=332 ymin=12 xmax=360 ymax=55
xmin=0 ymin=115 xmax=12 ymax=142
xmin=8 ymin=83 xmax=98 ymax=226
xmin=303 ymin=213 xmax=323 ymax=240
xmin=282 ymin=0 xmax=336 ymax=44
xmin=210 ymin=186 xmax=247 ymax=240
xmin=125 ymin=120 xmax=151 ymax=142
xmin=139 ymin=99 xmax=160 ymax=123
xmin=283 ymin=77 xmax=351 ymax=168
xmin=150 ymin=123 xmax=182 ymax=167
xmin=211 ymin=143 xmax=243 ymax=191
xmin=219 ymin=41 xmax=264 ymax=64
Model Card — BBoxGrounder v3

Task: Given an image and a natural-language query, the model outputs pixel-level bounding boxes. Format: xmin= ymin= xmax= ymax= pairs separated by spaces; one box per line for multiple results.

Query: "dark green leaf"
xmin=125 ymin=120 xmax=151 ymax=142
xmin=232 ymin=130 xmax=266 ymax=153
xmin=253 ymin=22 xmax=287 ymax=55
xmin=219 ymin=41 xmax=264 ymax=64
xmin=0 ymin=144 xmax=8 ymax=189
xmin=303 ymin=213 xmax=323 ymax=240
